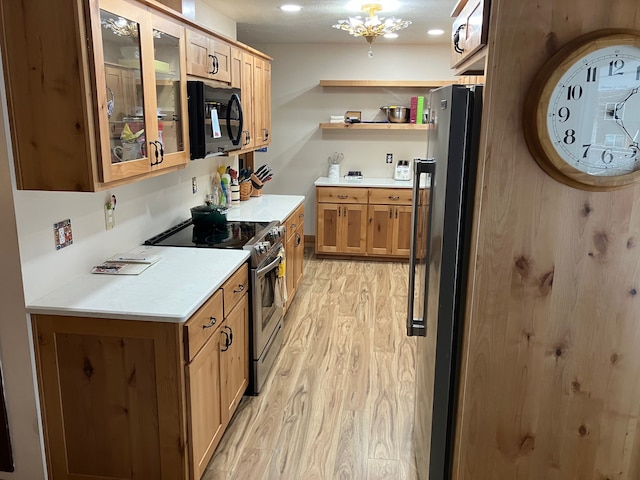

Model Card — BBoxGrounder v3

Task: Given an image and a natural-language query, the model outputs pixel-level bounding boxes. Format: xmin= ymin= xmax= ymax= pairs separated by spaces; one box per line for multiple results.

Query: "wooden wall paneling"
xmin=453 ymin=0 xmax=640 ymax=479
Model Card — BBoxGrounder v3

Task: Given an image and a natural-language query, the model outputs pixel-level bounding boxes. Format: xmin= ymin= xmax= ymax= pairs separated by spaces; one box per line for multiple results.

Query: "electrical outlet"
xmin=192 ymin=177 xmax=197 ymax=194
xmin=54 ymin=219 xmax=73 ymax=250
xmin=104 ymin=204 xmax=116 ymax=230
xmin=386 ymin=153 xmax=393 ymax=163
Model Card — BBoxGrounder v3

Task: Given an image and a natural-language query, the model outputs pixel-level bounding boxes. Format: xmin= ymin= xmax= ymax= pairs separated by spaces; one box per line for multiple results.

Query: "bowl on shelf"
xmin=380 ymin=106 xmax=410 ymax=123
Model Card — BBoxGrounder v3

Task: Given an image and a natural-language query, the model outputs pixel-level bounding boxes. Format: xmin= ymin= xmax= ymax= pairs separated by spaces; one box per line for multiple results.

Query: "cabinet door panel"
xmin=343 ymin=204 xmax=368 ymax=254
xmin=392 ymin=205 xmax=413 ymax=256
xmin=211 ymin=40 xmax=231 ymax=83
xmin=97 ymin=5 xmax=150 ymax=182
xmin=186 ymin=334 xmax=224 ymax=480
xmin=220 ymin=295 xmax=249 ymax=424
xmin=317 ymin=204 xmax=340 ymax=253
xmin=367 ymin=204 xmax=393 ymax=256
xmin=241 ymin=53 xmax=255 ymax=149
xmin=151 ymin=16 xmax=188 ymax=166
xmin=186 ymin=30 xmax=212 ymax=77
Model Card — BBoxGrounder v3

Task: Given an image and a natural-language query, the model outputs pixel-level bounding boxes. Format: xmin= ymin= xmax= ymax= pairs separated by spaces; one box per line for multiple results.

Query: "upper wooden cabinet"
xmin=185 ymin=29 xmax=232 ymax=83
xmin=253 ymin=57 xmax=272 ymax=148
xmin=450 ymin=0 xmax=490 ymax=74
xmin=0 ymin=0 xmax=189 ymax=191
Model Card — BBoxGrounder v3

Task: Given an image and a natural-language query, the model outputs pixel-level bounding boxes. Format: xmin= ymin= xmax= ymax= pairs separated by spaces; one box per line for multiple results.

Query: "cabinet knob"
xmin=233 ymin=284 xmax=245 ymax=294
xmin=295 ymin=233 xmax=301 ymax=246
xmin=337 ymin=194 xmax=348 ymax=199
xmin=203 ymin=317 xmax=217 ymax=329
xmin=389 ymin=195 xmax=400 ymax=200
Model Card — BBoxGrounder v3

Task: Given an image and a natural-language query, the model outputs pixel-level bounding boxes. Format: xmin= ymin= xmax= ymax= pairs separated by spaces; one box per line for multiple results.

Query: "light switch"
xmin=53 ymin=219 xmax=73 ymax=250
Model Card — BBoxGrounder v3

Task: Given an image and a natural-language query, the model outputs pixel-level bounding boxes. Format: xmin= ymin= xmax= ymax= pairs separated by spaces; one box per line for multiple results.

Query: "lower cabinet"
xmin=284 ymin=203 xmax=305 ymax=311
xmin=316 ymin=186 xmax=427 ymax=259
xmin=32 ymin=263 xmax=249 ymax=480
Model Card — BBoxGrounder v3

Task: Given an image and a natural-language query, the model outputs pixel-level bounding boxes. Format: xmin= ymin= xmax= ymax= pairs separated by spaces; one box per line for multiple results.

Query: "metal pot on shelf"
xmin=380 ymin=106 xmax=410 ymax=123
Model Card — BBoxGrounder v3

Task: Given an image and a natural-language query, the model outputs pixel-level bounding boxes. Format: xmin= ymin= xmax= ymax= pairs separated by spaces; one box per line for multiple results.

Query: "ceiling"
xmin=202 ymin=0 xmax=455 ymax=46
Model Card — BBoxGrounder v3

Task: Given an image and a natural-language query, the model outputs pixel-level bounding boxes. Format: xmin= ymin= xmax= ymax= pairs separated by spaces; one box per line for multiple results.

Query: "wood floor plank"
xmin=205 ymin=254 xmax=417 ymax=479
xmin=333 ymin=410 xmax=368 ymax=480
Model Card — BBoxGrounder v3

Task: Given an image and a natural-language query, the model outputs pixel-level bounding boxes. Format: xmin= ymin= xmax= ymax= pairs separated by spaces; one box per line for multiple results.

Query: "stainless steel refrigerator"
xmin=407 ymin=84 xmax=483 ymax=479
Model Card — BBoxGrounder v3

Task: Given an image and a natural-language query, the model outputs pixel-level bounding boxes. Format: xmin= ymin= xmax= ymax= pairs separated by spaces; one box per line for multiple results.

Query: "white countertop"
xmin=27 ymin=246 xmax=251 ymax=323
xmin=314 ymin=177 xmax=417 ymax=188
xmin=226 ymin=194 xmax=305 ymax=222
xmin=26 ymin=195 xmax=305 ymax=323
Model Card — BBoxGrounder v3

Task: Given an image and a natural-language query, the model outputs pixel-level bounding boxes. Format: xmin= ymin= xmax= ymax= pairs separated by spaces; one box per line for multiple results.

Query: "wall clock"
xmin=524 ymin=30 xmax=640 ymax=191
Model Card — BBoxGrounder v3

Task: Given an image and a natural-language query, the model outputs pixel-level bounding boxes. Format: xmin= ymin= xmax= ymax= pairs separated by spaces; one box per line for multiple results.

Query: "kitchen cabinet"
xmin=0 ymin=0 xmax=189 ymax=191
xmin=235 ymin=52 xmax=272 ymax=153
xmin=253 ymin=56 xmax=272 ymax=148
xmin=450 ymin=0 xmax=490 ymax=75
xmin=367 ymin=188 xmax=414 ymax=257
xmin=316 ymin=185 xmax=429 ymax=259
xmin=32 ymin=262 xmax=249 ymax=480
xmin=284 ymin=203 xmax=305 ymax=311
xmin=185 ymin=28 xmax=232 ymax=83
xmin=316 ymin=187 xmax=369 ymax=255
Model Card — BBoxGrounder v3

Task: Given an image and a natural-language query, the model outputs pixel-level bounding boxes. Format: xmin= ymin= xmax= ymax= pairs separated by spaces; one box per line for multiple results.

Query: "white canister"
xmin=328 ymin=164 xmax=340 ymax=181
xmin=230 ymin=183 xmax=240 ymax=206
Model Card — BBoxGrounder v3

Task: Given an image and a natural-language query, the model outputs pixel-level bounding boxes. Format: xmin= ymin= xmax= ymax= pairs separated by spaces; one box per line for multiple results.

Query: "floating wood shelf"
xmin=319 ymin=80 xmax=455 ymax=88
xmin=319 ymin=123 xmax=431 ymax=131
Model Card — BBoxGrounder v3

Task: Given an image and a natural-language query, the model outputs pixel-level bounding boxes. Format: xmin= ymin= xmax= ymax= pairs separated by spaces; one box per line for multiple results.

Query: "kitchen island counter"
xmin=26 ymin=246 xmax=250 ymax=323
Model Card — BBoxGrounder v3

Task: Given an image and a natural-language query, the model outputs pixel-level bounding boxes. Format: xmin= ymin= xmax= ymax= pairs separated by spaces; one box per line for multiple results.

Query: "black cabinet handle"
xmin=295 ymin=233 xmax=301 ymax=247
xmin=233 ymin=284 xmax=245 ymax=294
xmin=453 ymin=24 xmax=466 ymax=54
xmin=221 ymin=329 xmax=230 ymax=351
xmin=209 ymin=54 xmax=219 ymax=75
xmin=225 ymin=325 xmax=233 ymax=346
xmin=150 ymin=141 xmax=159 ymax=166
xmin=202 ymin=317 xmax=217 ymax=329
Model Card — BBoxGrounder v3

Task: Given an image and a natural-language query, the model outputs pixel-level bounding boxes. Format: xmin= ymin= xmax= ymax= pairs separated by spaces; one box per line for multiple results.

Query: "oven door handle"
xmin=256 ymin=255 xmax=282 ymax=278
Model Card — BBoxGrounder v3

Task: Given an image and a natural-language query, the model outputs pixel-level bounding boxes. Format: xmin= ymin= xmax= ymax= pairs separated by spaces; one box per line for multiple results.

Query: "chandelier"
xmin=333 ymin=3 xmax=412 ymax=57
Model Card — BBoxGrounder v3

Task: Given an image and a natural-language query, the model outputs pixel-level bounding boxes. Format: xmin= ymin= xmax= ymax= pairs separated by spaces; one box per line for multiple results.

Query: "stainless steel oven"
xmin=251 ymin=243 xmax=284 ymax=394
xmin=144 ymin=219 xmax=286 ymax=394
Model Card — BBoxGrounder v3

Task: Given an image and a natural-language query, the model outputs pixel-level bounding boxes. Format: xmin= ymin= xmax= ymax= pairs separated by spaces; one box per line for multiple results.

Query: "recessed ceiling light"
xmin=384 ymin=33 xmax=399 ymax=39
xmin=427 ymin=29 xmax=445 ymax=36
xmin=280 ymin=4 xmax=302 ymax=12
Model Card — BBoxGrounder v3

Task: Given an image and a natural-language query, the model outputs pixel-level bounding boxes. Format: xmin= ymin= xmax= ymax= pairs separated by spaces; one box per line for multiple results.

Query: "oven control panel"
xmin=267 ymin=225 xmax=285 ymax=242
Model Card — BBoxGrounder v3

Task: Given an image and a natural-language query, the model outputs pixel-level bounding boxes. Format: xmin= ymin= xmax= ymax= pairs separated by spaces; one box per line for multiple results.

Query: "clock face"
xmin=524 ymin=31 xmax=640 ymax=190
xmin=547 ymin=44 xmax=640 ymax=177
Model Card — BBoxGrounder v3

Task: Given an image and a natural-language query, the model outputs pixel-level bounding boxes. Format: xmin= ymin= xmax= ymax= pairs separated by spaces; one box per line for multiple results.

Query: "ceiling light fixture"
xmin=427 ymin=28 xmax=445 ymax=36
xmin=280 ymin=4 xmax=302 ymax=12
xmin=333 ymin=3 xmax=412 ymax=58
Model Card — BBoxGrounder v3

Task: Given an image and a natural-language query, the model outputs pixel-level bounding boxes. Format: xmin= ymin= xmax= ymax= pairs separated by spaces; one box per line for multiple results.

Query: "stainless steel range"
xmin=145 ymin=218 xmax=286 ymax=394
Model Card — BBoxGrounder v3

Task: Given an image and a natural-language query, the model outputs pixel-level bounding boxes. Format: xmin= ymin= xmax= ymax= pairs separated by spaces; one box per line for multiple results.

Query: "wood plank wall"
xmin=453 ymin=1 xmax=640 ymax=479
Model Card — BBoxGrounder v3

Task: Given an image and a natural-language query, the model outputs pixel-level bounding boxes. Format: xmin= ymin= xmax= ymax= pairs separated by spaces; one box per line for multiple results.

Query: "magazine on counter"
xmin=91 ymin=253 xmax=162 ymax=275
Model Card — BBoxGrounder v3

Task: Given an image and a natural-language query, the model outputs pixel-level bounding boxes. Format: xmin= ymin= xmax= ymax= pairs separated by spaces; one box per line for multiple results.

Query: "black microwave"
xmin=187 ymin=81 xmax=244 ymax=159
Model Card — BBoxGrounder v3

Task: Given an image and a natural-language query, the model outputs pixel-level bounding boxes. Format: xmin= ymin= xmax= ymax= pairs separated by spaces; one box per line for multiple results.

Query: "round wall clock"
xmin=524 ymin=30 xmax=640 ymax=191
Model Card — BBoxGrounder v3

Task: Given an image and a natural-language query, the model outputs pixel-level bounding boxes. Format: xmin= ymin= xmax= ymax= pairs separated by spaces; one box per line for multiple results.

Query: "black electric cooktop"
xmin=144 ymin=219 xmax=271 ymax=249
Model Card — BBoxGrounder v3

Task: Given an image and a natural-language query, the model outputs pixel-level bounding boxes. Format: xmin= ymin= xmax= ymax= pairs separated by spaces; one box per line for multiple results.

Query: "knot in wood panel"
xmin=519 ymin=433 xmax=536 ymax=455
xmin=83 ymin=357 xmax=94 ymax=379
xmin=578 ymin=424 xmax=589 ymax=437
xmin=514 ymin=255 xmax=534 ymax=279
xmin=593 ymin=231 xmax=610 ymax=256
xmin=538 ymin=269 xmax=554 ymax=296
xmin=581 ymin=202 xmax=592 ymax=217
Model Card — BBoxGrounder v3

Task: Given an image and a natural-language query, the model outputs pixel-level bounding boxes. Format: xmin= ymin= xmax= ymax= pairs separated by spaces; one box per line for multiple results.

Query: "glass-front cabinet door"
xmin=149 ymin=14 xmax=188 ymax=170
xmin=92 ymin=0 xmax=188 ymax=184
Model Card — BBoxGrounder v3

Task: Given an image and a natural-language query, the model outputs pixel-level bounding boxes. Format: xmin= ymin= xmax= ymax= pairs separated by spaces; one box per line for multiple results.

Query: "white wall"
xmin=245 ymin=43 xmax=455 ymax=235
xmin=195 ymin=0 xmax=236 ymax=39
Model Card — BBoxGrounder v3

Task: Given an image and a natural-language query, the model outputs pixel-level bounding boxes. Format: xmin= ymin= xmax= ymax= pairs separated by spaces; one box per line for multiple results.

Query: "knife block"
xmin=250 ymin=173 xmax=263 ymax=197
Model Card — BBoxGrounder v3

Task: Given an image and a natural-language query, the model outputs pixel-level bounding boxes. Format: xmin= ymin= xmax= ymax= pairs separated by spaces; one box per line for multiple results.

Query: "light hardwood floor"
xmin=202 ymin=251 xmax=418 ymax=480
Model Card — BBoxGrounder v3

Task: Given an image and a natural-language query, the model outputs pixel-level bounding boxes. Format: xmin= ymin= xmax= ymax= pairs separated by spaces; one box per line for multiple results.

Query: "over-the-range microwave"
xmin=187 ymin=80 xmax=244 ymax=159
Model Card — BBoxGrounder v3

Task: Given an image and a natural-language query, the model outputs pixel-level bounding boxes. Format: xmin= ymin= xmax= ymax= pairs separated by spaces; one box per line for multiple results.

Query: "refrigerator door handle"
xmin=407 ymin=158 xmax=436 ymax=337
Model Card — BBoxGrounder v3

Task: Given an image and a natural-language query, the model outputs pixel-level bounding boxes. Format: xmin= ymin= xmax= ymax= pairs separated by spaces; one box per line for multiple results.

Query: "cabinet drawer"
xmin=184 ymin=289 xmax=224 ymax=361
xmin=317 ymin=187 xmax=368 ymax=204
xmin=222 ymin=263 xmax=249 ymax=316
xmin=368 ymin=188 xmax=413 ymax=205
xmin=285 ymin=203 xmax=305 ymax=241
